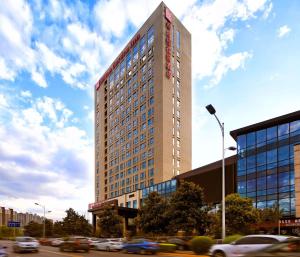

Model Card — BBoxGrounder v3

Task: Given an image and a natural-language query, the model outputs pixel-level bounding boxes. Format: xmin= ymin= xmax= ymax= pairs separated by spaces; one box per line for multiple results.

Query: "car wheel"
xmin=213 ymin=251 xmax=226 ymax=257
xmin=106 ymin=246 xmax=110 ymax=252
xmin=178 ymin=245 xmax=184 ymax=250
xmin=122 ymin=249 xmax=128 ymax=253
xmin=140 ymin=249 xmax=147 ymax=255
xmin=85 ymin=248 xmax=90 ymax=253
xmin=59 ymin=247 xmax=64 ymax=252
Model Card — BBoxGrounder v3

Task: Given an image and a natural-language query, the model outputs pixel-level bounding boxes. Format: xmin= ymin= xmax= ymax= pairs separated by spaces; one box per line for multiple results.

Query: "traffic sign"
xmin=7 ymin=221 xmax=20 ymax=228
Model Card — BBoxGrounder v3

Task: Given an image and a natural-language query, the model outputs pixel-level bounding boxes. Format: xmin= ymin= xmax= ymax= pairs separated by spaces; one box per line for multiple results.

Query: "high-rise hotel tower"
xmin=94 ymin=2 xmax=191 ymax=202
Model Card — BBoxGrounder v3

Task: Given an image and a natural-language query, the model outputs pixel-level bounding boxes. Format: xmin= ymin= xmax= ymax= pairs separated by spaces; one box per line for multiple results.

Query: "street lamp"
xmin=205 ymin=104 xmax=236 ymax=240
xmin=35 ymin=203 xmax=51 ymax=238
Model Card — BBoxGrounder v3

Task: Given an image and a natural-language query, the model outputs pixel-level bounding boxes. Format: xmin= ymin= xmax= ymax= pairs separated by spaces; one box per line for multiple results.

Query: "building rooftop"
xmin=230 ymin=110 xmax=300 ymax=140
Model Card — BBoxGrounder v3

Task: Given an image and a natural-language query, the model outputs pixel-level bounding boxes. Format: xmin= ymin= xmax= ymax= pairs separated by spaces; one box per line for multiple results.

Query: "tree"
xmin=139 ymin=192 xmax=169 ymax=235
xmin=97 ymin=203 xmax=123 ymax=238
xmin=225 ymin=194 xmax=258 ymax=235
xmin=24 ymin=221 xmax=43 ymax=237
xmin=45 ymin=219 xmax=53 ymax=237
xmin=167 ymin=181 xmax=209 ymax=235
xmin=257 ymin=206 xmax=282 ymax=234
xmin=53 ymin=221 xmax=66 ymax=237
xmin=62 ymin=208 xmax=92 ymax=236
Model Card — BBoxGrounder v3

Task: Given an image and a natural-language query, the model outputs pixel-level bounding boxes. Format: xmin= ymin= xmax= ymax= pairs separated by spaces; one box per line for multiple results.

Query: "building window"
xmin=176 ymin=30 xmax=180 ymax=49
xmin=140 ymin=35 xmax=146 ymax=55
xmin=147 ymin=26 xmax=154 ymax=46
xmin=133 ymin=200 xmax=137 ymax=209
xmin=126 ymin=201 xmax=131 ymax=208
xmin=126 ymin=52 xmax=131 ymax=70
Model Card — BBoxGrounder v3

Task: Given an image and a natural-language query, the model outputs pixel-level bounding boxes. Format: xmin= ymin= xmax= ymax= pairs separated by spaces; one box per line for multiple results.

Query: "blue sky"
xmin=0 ymin=0 xmax=299 ymax=220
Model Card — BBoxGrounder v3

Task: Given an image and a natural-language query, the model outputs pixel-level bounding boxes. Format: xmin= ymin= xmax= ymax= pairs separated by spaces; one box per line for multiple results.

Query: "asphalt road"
xmin=0 ymin=241 xmax=199 ymax=257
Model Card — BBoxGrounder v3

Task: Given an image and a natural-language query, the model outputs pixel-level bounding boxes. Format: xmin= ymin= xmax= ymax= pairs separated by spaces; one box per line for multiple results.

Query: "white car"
xmin=209 ymin=235 xmax=290 ymax=257
xmin=13 ymin=236 xmax=40 ymax=253
xmin=95 ymin=238 xmax=123 ymax=251
xmin=51 ymin=238 xmax=64 ymax=247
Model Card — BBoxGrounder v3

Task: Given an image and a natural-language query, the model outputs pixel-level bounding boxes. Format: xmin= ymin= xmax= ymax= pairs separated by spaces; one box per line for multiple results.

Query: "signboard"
xmin=280 ymin=218 xmax=300 ymax=227
xmin=8 ymin=221 xmax=21 ymax=228
xmin=88 ymin=199 xmax=118 ymax=211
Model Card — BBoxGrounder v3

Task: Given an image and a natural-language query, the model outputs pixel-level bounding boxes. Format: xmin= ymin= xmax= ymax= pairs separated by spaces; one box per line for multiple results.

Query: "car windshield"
xmin=17 ymin=237 xmax=35 ymax=242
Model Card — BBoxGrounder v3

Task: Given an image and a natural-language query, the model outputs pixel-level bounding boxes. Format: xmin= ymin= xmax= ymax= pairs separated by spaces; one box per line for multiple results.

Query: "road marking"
xmin=41 ymin=249 xmax=84 ymax=257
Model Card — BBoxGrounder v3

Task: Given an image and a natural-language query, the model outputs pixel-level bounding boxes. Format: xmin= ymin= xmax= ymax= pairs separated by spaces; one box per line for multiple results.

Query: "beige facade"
xmin=294 ymin=144 xmax=300 ymax=217
xmin=94 ymin=2 xmax=191 ymax=202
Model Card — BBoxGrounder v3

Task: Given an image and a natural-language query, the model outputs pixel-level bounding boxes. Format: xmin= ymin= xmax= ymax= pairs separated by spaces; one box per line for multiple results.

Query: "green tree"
xmin=62 ymin=208 xmax=92 ymax=236
xmin=97 ymin=203 xmax=123 ymax=238
xmin=139 ymin=192 xmax=169 ymax=235
xmin=24 ymin=221 xmax=43 ymax=237
xmin=45 ymin=219 xmax=53 ymax=237
xmin=167 ymin=181 xmax=209 ymax=235
xmin=53 ymin=221 xmax=66 ymax=237
xmin=225 ymin=194 xmax=258 ymax=235
xmin=257 ymin=206 xmax=282 ymax=234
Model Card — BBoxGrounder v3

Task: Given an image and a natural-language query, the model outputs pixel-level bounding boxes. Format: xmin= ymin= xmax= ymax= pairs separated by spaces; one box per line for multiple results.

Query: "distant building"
xmin=0 ymin=206 xmax=43 ymax=227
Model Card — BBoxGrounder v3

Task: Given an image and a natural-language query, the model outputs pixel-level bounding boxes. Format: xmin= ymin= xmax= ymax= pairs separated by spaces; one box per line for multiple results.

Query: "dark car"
xmin=244 ymin=238 xmax=300 ymax=257
xmin=122 ymin=239 xmax=159 ymax=254
xmin=59 ymin=236 xmax=90 ymax=252
xmin=167 ymin=238 xmax=190 ymax=250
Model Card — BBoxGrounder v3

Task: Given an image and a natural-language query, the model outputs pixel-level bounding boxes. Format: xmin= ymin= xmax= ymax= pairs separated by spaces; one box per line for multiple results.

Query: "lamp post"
xmin=35 ymin=203 xmax=51 ymax=238
xmin=205 ymin=104 xmax=236 ymax=240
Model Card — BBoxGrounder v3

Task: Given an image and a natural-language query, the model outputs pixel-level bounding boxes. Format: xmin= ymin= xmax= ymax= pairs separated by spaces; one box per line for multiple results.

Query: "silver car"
xmin=13 ymin=236 xmax=39 ymax=253
xmin=209 ymin=235 xmax=290 ymax=257
xmin=95 ymin=238 xmax=123 ymax=251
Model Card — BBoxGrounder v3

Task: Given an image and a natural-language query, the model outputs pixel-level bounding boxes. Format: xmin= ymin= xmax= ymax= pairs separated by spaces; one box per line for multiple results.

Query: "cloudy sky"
xmin=0 ymin=0 xmax=300 ymax=221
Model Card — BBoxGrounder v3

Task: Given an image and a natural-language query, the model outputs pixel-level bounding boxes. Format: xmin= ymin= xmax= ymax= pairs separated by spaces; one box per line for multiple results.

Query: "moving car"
xmin=95 ymin=238 xmax=123 ymax=251
xmin=244 ymin=237 xmax=300 ymax=257
xmin=87 ymin=237 xmax=100 ymax=249
xmin=209 ymin=235 xmax=290 ymax=257
xmin=0 ymin=245 xmax=8 ymax=257
xmin=122 ymin=238 xmax=159 ymax=254
xmin=167 ymin=237 xmax=190 ymax=250
xmin=51 ymin=238 xmax=64 ymax=247
xmin=59 ymin=236 xmax=90 ymax=252
xmin=13 ymin=236 xmax=39 ymax=253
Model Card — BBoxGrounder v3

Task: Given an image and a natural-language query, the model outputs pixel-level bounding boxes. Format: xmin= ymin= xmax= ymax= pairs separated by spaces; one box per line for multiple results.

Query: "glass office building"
xmin=142 ymin=179 xmax=177 ymax=199
xmin=231 ymin=112 xmax=300 ymax=218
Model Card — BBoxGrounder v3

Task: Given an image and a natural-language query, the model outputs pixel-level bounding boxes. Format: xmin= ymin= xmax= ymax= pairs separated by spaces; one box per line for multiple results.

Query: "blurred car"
xmin=95 ymin=238 xmax=123 ymax=251
xmin=244 ymin=238 xmax=300 ymax=257
xmin=39 ymin=238 xmax=52 ymax=246
xmin=122 ymin=238 xmax=159 ymax=254
xmin=167 ymin=238 xmax=190 ymax=250
xmin=59 ymin=236 xmax=90 ymax=252
xmin=87 ymin=237 xmax=100 ymax=249
xmin=209 ymin=235 xmax=290 ymax=257
xmin=13 ymin=236 xmax=39 ymax=253
xmin=0 ymin=245 xmax=8 ymax=257
xmin=51 ymin=238 xmax=64 ymax=247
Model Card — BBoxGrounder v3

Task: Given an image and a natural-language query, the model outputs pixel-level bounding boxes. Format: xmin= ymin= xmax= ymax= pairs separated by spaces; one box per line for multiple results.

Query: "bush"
xmin=223 ymin=234 xmax=243 ymax=244
xmin=159 ymin=243 xmax=177 ymax=252
xmin=191 ymin=236 xmax=213 ymax=255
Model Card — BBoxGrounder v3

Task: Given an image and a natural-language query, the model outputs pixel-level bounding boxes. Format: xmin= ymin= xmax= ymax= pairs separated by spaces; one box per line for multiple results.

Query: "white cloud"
xmin=277 ymin=25 xmax=291 ymax=38
xmin=0 ymin=58 xmax=15 ymax=81
xmin=31 ymin=69 xmax=47 ymax=88
xmin=0 ymin=93 xmax=8 ymax=107
xmin=20 ymin=90 xmax=32 ymax=98
xmin=0 ymin=92 xmax=93 ymax=220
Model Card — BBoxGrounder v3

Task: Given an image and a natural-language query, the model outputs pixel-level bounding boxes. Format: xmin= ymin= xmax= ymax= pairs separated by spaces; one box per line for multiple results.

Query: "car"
xmin=51 ymin=238 xmax=64 ymax=247
xmin=95 ymin=238 xmax=123 ymax=251
xmin=244 ymin=237 xmax=300 ymax=257
xmin=0 ymin=245 xmax=8 ymax=257
xmin=13 ymin=236 xmax=39 ymax=253
xmin=167 ymin=237 xmax=190 ymax=250
xmin=59 ymin=236 xmax=90 ymax=252
xmin=39 ymin=238 xmax=52 ymax=246
xmin=87 ymin=237 xmax=100 ymax=249
xmin=209 ymin=235 xmax=290 ymax=257
xmin=122 ymin=238 xmax=159 ymax=254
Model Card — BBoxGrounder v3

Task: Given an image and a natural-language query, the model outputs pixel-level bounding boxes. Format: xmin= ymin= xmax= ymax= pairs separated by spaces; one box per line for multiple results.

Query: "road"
xmin=0 ymin=241 xmax=203 ymax=257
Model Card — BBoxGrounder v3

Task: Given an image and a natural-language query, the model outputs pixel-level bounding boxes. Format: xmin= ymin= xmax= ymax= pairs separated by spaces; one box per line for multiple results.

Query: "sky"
xmin=0 ymin=0 xmax=300 ymax=221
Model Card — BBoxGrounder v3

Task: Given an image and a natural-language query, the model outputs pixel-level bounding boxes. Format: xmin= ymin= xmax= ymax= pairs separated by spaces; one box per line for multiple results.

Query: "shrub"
xmin=191 ymin=236 xmax=214 ymax=255
xmin=223 ymin=234 xmax=243 ymax=244
xmin=159 ymin=243 xmax=177 ymax=252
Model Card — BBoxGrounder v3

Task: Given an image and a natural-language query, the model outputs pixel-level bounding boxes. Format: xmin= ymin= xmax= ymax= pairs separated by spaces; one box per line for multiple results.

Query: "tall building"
xmin=94 ymin=2 xmax=191 ymax=203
